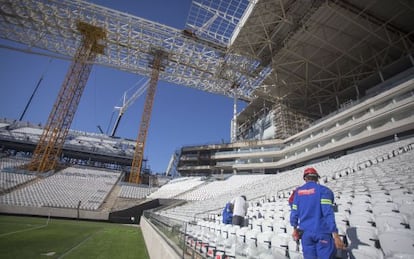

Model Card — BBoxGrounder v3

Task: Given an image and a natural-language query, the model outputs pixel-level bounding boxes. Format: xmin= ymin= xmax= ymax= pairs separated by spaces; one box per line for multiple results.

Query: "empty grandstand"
xmin=0 ymin=0 xmax=414 ymax=259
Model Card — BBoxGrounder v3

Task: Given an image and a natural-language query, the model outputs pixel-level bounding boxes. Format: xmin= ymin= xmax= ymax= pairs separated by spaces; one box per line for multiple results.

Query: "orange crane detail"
xmin=28 ymin=22 xmax=106 ymax=172
xmin=128 ymin=50 xmax=166 ymax=184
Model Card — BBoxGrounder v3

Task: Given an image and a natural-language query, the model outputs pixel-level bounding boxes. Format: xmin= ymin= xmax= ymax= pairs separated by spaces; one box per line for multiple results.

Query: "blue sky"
xmin=0 ymin=0 xmax=247 ymax=173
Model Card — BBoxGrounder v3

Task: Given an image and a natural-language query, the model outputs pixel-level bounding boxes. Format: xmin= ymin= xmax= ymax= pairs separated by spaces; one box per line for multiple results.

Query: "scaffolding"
xmin=236 ymin=101 xmax=312 ymax=141
xmin=273 ymin=102 xmax=312 ymax=140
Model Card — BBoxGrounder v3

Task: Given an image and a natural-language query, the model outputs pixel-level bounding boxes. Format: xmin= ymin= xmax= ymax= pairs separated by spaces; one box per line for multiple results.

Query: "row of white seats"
xmin=156 ymin=138 xmax=414 ymax=215
xmin=187 ymin=149 xmax=414 ymax=258
xmin=147 ymin=177 xmax=205 ymax=199
xmin=176 ymin=175 xmax=275 ymax=201
xmin=0 ymin=167 xmax=120 ymax=210
xmin=0 ymin=170 xmax=36 ymax=192
xmin=187 ymin=215 xmax=413 ymax=259
xmin=169 ymin=140 xmax=414 ymax=258
xmin=118 ymin=184 xmax=158 ymax=199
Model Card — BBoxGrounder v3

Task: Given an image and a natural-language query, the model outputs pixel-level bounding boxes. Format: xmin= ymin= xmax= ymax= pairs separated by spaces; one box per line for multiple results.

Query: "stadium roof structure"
xmin=185 ymin=0 xmax=255 ymax=47
xmin=0 ymin=0 xmax=413 ymax=119
xmin=228 ymin=0 xmax=414 ymax=118
xmin=0 ymin=0 xmax=269 ymax=101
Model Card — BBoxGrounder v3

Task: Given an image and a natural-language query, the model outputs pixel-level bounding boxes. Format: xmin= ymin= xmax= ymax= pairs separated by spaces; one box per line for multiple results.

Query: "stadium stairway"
xmin=100 ymin=183 xmax=121 ymax=212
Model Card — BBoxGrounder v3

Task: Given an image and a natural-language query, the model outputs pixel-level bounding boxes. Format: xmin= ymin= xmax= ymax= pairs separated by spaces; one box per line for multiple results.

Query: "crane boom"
xmin=122 ymin=79 xmax=150 ymax=113
xmin=111 ymin=79 xmax=150 ymax=137
xmin=128 ymin=50 xmax=166 ymax=184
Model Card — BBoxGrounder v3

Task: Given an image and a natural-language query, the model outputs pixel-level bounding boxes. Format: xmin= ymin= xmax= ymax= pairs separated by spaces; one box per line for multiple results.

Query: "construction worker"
xmin=222 ymin=201 xmax=233 ymax=224
xmin=231 ymin=195 xmax=248 ymax=227
xmin=290 ymin=167 xmax=346 ymax=258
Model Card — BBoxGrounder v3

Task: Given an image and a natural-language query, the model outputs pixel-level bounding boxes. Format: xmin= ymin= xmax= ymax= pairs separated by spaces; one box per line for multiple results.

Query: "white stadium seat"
xmin=378 ymin=229 xmax=414 ymax=258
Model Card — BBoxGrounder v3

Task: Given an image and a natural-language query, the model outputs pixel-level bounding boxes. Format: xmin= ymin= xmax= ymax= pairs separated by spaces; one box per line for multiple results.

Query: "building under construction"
xmin=0 ymin=1 xmax=414 ymax=258
xmin=0 ymin=0 xmax=413 ymax=178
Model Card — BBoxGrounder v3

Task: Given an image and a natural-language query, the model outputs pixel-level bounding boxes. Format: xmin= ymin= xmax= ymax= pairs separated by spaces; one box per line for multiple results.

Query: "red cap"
xmin=303 ymin=167 xmax=320 ymax=179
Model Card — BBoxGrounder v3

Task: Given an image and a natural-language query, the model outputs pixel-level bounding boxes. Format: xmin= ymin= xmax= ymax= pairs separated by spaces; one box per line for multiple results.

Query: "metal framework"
xmin=0 ymin=0 xmax=270 ymax=176
xmin=128 ymin=51 xmax=165 ymax=184
xmin=0 ymin=0 xmax=269 ymax=101
xmin=27 ymin=21 xmax=105 ymax=172
xmin=185 ymin=0 xmax=256 ymax=46
xmin=1 ymin=0 xmax=413 ymax=175
xmin=231 ymin=0 xmax=414 ymax=118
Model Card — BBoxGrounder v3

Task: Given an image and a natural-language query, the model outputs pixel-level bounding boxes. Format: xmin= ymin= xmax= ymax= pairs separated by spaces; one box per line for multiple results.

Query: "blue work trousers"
xmin=301 ymin=231 xmax=336 ymax=259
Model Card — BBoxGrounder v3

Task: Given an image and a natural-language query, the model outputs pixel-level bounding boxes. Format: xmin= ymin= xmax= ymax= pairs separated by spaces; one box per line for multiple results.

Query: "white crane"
xmin=110 ymin=78 xmax=150 ymax=137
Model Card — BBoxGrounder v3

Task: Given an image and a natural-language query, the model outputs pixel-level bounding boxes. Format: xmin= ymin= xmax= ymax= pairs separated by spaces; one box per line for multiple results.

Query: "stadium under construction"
xmin=0 ymin=0 xmax=414 ymax=258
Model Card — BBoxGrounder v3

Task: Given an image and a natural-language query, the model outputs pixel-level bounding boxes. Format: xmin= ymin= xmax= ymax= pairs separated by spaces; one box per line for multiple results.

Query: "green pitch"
xmin=0 ymin=215 xmax=149 ymax=259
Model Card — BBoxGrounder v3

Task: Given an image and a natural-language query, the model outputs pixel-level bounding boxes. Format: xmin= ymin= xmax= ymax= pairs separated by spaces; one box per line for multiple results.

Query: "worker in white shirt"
xmin=231 ymin=195 xmax=248 ymax=227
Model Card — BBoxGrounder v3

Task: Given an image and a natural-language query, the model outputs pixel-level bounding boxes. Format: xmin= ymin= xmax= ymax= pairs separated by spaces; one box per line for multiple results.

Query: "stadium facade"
xmin=177 ymin=70 xmax=414 ymax=176
xmin=175 ymin=0 xmax=414 ymax=177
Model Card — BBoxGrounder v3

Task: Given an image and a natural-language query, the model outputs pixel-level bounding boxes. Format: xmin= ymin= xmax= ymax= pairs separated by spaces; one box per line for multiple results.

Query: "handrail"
xmin=142 ymin=211 xmax=185 ymax=258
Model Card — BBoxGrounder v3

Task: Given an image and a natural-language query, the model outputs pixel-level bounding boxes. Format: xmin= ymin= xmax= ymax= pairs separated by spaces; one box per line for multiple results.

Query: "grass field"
xmin=0 ymin=215 xmax=149 ymax=259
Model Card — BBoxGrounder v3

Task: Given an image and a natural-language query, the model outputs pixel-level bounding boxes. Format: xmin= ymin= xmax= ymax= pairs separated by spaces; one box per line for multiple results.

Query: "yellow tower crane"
xmin=28 ymin=22 xmax=106 ymax=172
xmin=129 ymin=50 xmax=166 ymax=184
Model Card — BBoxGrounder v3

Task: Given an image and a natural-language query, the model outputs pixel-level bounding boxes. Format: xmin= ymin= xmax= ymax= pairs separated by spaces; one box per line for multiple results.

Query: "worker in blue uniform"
xmin=222 ymin=201 xmax=233 ymax=224
xmin=290 ymin=167 xmax=346 ymax=258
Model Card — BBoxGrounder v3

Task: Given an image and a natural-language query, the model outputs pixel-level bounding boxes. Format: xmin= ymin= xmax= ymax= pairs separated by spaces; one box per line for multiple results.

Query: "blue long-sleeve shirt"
xmin=290 ymin=181 xmax=338 ymax=234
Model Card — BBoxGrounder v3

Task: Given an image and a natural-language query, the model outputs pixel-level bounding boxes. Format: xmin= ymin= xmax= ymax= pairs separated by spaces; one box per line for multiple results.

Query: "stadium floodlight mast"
xmin=0 ymin=0 xmax=269 ymax=182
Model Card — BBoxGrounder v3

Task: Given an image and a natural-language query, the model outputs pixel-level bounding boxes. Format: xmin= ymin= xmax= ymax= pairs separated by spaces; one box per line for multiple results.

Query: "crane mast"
xmin=128 ymin=51 xmax=165 ymax=184
xmin=28 ymin=22 xmax=106 ymax=172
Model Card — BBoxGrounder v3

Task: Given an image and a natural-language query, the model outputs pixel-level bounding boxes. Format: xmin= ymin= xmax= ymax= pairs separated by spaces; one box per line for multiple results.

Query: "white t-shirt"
xmin=231 ymin=196 xmax=248 ymax=216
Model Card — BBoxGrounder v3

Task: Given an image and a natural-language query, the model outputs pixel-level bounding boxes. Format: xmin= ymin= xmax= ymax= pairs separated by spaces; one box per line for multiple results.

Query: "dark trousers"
xmin=232 ymin=215 xmax=245 ymax=227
